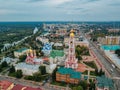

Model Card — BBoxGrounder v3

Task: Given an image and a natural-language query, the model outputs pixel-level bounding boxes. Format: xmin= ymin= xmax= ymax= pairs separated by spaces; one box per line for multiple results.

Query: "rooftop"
xmin=12 ymin=84 xmax=41 ymax=90
xmin=12 ymin=84 xmax=24 ymax=90
xmin=96 ymin=75 xmax=114 ymax=89
xmin=57 ymin=67 xmax=81 ymax=79
xmin=15 ymin=62 xmax=40 ymax=70
xmin=50 ymin=50 xmax=64 ymax=58
xmin=15 ymin=48 xmax=29 ymax=53
xmin=0 ymin=80 xmax=13 ymax=90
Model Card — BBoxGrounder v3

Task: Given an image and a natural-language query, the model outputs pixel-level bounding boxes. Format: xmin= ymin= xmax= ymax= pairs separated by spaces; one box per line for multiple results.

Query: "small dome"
xmin=70 ymin=33 xmax=74 ymax=37
xmin=70 ymin=29 xmax=75 ymax=33
xmin=29 ymin=49 xmax=33 ymax=53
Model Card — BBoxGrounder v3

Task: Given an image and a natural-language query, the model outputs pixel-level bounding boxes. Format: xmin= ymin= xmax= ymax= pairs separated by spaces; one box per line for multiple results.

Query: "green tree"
xmin=16 ymin=70 xmax=23 ymax=78
xmin=19 ymin=55 xmax=27 ymax=62
xmin=77 ymin=86 xmax=83 ymax=90
xmin=115 ymin=49 xmax=120 ymax=57
xmin=89 ymin=81 xmax=95 ymax=90
xmin=0 ymin=65 xmax=2 ymax=72
xmin=39 ymin=66 xmax=46 ymax=75
xmin=52 ymin=67 xmax=57 ymax=82
xmin=73 ymin=87 xmax=77 ymax=90
xmin=80 ymin=80 xmax=88 ymax=90
xmin=1 ymin=61 xmax=8 ymax=68
xmin=33 ymin=73 xmax=41 ymax=82
xmin=9 ymin=65 xmax=15 ymax=73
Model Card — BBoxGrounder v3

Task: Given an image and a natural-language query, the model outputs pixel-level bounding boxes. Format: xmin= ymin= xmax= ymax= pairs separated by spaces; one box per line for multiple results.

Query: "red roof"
xmin=12 ymin=84 xmax=25 ymax=90
xmin=12 ymin=84 xmax=42 ymax=90
xmin=0 ymin=80 xmax=13 ymax=90
xmin=25 ymin=87 xmax=42 ymax=90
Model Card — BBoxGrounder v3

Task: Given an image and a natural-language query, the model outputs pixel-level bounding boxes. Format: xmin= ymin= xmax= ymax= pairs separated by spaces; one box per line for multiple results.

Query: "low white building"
xmin=14 ymin=48 xmax=30 ymax=58
xmin=15 ymin=62 xmax=40 ymax=75
xmin=0 ymin=57 xmax=19 ymax=65
xmin=46 ymin=64 xmax=57 ymax=74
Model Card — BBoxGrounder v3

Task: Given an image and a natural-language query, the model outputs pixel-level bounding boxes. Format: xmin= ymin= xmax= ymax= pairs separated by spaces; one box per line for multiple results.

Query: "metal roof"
xmin=57 ymin=67 xmax=81 ymax=79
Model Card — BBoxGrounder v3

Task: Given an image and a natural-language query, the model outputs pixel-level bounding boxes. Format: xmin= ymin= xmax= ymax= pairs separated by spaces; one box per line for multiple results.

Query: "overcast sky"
xmin=0 ymin=0 xmax=120 ymax=21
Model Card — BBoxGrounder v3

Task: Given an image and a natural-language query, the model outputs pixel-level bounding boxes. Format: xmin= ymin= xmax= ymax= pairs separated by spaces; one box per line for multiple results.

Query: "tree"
xmin=16 ymin=70 xmax=23 ymax=78
xmin=52 ymin=67 xmax=57 ymax=82
xmin=77 ymin=86 xmax=83 ymax=90
xmin=9 ymin=65 xmax=15 ymax=73
xmin=76 ymin=55 xmax=82 ymax=61
xmin=79 ymin=80 xmax=88 ymax=90
xmin=0 ymin=65 xmax=2 ymax=72
xmin=33 ymin=73 xmax=41 ymax=82
xmin=115 ymin=49 xmax=120 ymax=57
xmin=89 ymin=81 xmax=95 ymax=90
xmin=1 ymin=61 xmax=8 ymax=68
xmin=19 ymin=55 xmax=27 ymax=62
xmin=39 ymin=66 xmax=46 ymax=75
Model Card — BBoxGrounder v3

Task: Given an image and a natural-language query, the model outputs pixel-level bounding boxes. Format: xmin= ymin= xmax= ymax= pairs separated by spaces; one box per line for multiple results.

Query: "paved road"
xmin=89 ymin=40 xmax=120 ymax=90
xmin=81 ymin=31 xmax=120 ymax=89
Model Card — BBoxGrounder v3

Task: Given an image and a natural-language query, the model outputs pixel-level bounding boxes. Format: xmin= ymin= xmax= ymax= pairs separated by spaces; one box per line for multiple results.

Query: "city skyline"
xmin=0 ymin=0 xmax=120 ymax=21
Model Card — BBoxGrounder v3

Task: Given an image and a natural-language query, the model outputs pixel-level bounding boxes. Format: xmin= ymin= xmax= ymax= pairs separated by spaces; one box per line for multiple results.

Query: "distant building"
xmin=33 ymin=27 xmax=38 ymax=34
xmin=98 ymin=36 xmax=120 ymax=45
xmin=56 ymin=67 xmax=81 ymax=84
xmin=96 ymin=75 xmax=114 ymax=90
xmin=56 ymin=29 xmax=67 ymax=36
xmin=0 ymin=80 xmax=14 ymax=90
xmin=108 ymin=29 xmax=120 ymax=33
xmin=14 ymin=48 xmax=30 ymax=58
xmin=36 ymin=36 xmax=49 ymax=44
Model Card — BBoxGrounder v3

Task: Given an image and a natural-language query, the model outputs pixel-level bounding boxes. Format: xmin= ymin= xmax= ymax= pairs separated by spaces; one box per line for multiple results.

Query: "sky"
xmin=0 ymin=0 xmax=120 ymax=21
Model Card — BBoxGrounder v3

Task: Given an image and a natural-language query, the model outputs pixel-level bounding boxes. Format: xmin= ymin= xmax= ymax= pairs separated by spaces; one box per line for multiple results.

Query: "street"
xmin=89 ymin=40 xmax=120 ymax=90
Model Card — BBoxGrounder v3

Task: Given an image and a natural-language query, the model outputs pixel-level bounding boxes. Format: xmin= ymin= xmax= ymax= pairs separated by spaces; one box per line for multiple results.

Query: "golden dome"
xmin=29 ymin=49 xmax=33 ymax=53
xmin=70 ymin=29 xmax=75 ymax=33
xmin=70 ymin=32 xmax=74 ymax=38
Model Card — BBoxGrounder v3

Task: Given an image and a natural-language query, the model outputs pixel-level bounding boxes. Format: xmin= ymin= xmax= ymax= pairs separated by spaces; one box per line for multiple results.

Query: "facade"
xmin=25 ymin=49 xmax=43 ymax=65
xmin=96 ymin=75 xmax=114 ymax=90
xmin=98 ymin=36 xmax=120 ymax=45
xmin=56 ymin=67 xmax=81 ymax=84
xmin=0 ymin=80 xmax=14 ymax=90
xmin=14 ymin=48 xmax=29 ymax=58
xmin=15 ymin=62 xmax=40 ymax=75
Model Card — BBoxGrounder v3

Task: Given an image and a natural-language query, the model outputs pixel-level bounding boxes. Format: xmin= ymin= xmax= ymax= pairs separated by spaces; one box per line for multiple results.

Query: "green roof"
xmin=57 ymin=67 xmax=81 ymax=79
xmin=96 ymin=75 xmax=114 ymax=89
xmin=15 ymin=48 xmax=28 ymax=53
xmin=50 ymin=50 xmax=64 ymax=58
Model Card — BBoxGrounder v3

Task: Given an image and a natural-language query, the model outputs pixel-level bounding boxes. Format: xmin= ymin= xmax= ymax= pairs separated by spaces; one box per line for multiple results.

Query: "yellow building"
xmin=98 ymin=36 xmax=120 ymax=45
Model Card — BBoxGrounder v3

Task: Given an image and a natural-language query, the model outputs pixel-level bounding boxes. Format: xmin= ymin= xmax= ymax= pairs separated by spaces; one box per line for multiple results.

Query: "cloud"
xmin=0 ymin=0 xmax=120 ymax=21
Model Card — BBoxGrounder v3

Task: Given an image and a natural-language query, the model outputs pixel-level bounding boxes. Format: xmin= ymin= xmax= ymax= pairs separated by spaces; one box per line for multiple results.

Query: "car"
xmin=110 ymin=68 xmax=113 ymax=72
xmin=111 ymin=64 xmax=116 ymax=68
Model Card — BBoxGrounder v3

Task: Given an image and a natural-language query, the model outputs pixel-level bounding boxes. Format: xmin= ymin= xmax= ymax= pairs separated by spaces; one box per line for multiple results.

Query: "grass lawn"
xmin=51 ymin=81 xmax=67 ymax=87
xmin=84 ymin=61 xmax=97 ymax=69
